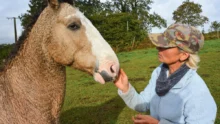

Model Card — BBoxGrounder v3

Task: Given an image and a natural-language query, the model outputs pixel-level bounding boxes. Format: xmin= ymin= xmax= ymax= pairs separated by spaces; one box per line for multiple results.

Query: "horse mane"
xmin=0 ymin=0 xmax=74 ymax=72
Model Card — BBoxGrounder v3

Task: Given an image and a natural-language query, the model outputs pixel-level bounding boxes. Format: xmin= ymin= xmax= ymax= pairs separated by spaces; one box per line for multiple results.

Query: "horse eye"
xmin=68 ymin=23 xmax=80 ymax=30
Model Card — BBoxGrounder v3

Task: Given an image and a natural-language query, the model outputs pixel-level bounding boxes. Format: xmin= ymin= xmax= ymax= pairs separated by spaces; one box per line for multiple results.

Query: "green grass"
xmin=60 ymin=39 xmax=220 ymax=124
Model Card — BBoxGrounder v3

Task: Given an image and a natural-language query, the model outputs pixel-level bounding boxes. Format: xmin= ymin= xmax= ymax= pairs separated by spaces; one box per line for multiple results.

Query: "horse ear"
xmin=48 ymin=0 xmax=60 ymax=10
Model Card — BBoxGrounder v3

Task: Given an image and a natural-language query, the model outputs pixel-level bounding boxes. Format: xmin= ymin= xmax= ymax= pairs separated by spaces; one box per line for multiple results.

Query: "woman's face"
xmin=156 ymin=47 xmax=182 ymax=65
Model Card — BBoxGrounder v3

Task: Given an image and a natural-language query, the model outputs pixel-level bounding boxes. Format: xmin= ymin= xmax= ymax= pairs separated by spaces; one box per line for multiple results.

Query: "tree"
xmin=18 ymin=0 xmax=48 ymax=42
xmin=90 ymin=12 xmax=146 ymax=51
xmin=202 ymin=28 xmax=205 ymax=34
xmin=19 ymin=0 xmax=103 ymax=32
xmin=19 ymin=0 xmax=47 ymax=31
xmin=109 ymin=0 xmax=167 ymax=31
xmin=173 ymin=0 xmax=208 ymax=27
xmin=210 ymin=21 xmax=220 ymax=32
xmin=76 ymin=0 xmax=167 ymax=50
xmin=18 ymin=0 xmax=166 ymax=51
xmin=74 ymin=0 xmax=104 ymax=18
xmin=0 ymin=44 xmax=14 ymax=69
xmin=209 ymin=21 xmax=220 ymax=39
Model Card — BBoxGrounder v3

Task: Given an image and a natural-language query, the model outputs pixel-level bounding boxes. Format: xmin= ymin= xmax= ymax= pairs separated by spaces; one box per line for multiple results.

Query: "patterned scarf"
xmin=156 ymin=63 xmax=190 ymax=96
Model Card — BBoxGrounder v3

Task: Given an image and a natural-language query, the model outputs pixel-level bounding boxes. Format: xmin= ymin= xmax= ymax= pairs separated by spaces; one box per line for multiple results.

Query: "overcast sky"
xmin=0 ymin=0 xmax=219 ymax=44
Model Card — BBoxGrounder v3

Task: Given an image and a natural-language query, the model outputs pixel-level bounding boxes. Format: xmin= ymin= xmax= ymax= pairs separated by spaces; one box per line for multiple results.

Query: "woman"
xmin=114 ymin=24 xmax=217 ymax=124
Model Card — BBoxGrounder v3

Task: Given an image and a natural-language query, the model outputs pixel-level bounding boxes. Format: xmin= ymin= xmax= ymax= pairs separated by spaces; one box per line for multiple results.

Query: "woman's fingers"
xmin=113 ymin=68 xmax=129 ymax=92
xmin=134 ymin=114 xmax=144 ymax=120
xmin=114 ymin=69 xmax=124 ymax=83
xmin=120 ymin=69 xmax=125 ymax=76
xmin=132 ymin=115 xmax=145 ymax=124
xmin=132 ymin=114 xmax=159 ymax=124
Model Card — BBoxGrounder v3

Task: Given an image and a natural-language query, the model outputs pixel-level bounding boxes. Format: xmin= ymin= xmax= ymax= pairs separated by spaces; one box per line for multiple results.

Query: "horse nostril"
xmin=110 ymin=65 xmax=115 ymax=73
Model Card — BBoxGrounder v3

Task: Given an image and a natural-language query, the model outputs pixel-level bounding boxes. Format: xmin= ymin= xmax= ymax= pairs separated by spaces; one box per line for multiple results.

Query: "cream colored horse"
xmin=0 ymin=0 xmax=119 ymax=123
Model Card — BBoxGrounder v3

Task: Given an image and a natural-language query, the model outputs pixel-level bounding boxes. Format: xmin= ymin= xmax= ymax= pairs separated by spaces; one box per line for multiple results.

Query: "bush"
xmin=0 ymin=44 xmax=14 ymax=69
xmin=204 ymin=31 xmax=220 ymax=40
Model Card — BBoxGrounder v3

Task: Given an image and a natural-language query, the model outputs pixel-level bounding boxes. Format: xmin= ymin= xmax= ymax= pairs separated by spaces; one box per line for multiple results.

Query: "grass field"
xmin=60 ymin=39 xmax=220 ymax=124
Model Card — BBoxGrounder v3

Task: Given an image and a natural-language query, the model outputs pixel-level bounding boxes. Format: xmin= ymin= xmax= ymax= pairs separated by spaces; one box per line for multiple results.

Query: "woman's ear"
xmin=180 ymin=52 xmax=190 ymax=62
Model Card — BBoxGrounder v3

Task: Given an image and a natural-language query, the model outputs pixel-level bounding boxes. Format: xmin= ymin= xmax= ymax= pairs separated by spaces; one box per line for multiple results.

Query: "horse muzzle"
xmin=94 ymin=62 xmax=119 ymax=84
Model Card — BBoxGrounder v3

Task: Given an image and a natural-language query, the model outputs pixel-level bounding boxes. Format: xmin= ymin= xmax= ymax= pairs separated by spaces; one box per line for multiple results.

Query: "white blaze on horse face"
xmin=65 ymin=9 xmax=119 ymax=84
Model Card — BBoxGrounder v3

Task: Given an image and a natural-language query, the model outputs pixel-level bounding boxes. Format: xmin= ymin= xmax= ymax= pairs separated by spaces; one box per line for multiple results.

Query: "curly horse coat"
xmin=0 ymin=0 xmax=119 ymax=123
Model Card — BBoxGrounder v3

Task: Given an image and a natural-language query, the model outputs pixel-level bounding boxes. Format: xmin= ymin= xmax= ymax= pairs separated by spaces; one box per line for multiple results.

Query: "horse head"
xmin=45 ymin=0 xmax=119 ymax=84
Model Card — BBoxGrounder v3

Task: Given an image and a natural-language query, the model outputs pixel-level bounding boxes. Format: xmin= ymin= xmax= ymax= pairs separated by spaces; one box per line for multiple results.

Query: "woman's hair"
xmin=186 ymin=53 xmax=200 ymax=70
xmin=178 ymin=48 xmax=200 ymax=69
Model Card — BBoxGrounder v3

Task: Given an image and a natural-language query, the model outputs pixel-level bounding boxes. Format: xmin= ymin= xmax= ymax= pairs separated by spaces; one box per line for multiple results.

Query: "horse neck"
xmin=0 ymin=7 xmax=67 ymax=123
xmin=7 ymin=8 xmax=66 ymax=90
xmin=5 ymin=29 xmax=66 ymax=96
xmin=4 ymin=8 xmax=66 ymax=117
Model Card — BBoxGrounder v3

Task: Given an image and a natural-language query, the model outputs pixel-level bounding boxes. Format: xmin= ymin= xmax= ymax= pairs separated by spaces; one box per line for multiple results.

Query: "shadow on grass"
xmin=60 ymin=96 xmax=126 ymax=124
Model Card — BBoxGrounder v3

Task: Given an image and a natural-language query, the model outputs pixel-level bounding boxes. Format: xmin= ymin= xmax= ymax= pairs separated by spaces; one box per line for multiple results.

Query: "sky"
xmin=0 ymin=0 xmax=219 ymax=44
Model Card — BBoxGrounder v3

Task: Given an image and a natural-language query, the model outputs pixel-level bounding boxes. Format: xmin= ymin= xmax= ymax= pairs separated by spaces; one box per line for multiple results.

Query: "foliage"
xmin=111 ymin=0 xmax=152 ymax=13
xmin=74 ymin=0 xmax=104 ymax=18
xmin=204 ymin=21 xmax=220 ymax=40
xmin=19 ymin=0 xmax=47 ymax=31
xmin=89 ymin=0 xmax=166 ymax=51
xmin=0 ymin=44 xmax=14 ymax=68
xmin=209 ymin=21 xmax=220 ymax=32
xmin=90 ymin=12 xmax=147 ymax=52
xmin=204 ymin=31 xmax=220 ymax=40
xmin=140 ymin=12 xmax=166 ymax=32
xmin=18 ymin=0 xmax=166 ymax=52
xmin=172 ymin=0 xmax=208 ymax=27
xmin=106 ymin=0 xmax=167 ymax=31
xmin=60 ymin=39 xmax=220 ymax=124
xmin=18 ymin=0 xmax=47 ymax=43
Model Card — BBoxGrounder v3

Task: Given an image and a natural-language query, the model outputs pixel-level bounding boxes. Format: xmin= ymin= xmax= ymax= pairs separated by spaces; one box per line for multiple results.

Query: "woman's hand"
xmin=114 ymin=69 xmax=129 ymax=93
xmin=132 ymin=114 xmax=159 ymax=124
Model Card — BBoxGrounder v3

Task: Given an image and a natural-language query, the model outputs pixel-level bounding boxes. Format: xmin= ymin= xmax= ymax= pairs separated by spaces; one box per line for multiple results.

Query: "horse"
xmin=0 ymin=0 xmax=119 ymax=123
